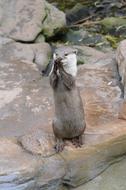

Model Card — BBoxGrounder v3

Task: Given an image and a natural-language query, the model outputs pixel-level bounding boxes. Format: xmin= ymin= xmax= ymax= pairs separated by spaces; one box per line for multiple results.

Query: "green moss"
xmin=100 ymin=17 xmax=126 ymax=32
xmin=48 ymin=0 xmax=94 ymax=11
xmin=105 ymin=35 xmax=118 ymax=48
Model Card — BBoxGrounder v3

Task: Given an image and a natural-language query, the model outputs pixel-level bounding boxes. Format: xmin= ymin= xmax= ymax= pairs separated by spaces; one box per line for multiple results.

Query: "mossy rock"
xmin=100 ymin=17 xmax=126 ymax=32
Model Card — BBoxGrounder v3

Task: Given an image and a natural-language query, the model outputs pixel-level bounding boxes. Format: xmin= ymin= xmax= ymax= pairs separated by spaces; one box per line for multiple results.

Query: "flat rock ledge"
xmin=0 ymin=120 xmax=126 ymax=190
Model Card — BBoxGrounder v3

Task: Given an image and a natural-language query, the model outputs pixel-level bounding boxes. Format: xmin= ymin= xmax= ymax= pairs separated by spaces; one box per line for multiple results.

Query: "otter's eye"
xmin=73 ymin=50 xmax=77 ymax=54
xmin=64 ymin=53 xmax=68 ymax=56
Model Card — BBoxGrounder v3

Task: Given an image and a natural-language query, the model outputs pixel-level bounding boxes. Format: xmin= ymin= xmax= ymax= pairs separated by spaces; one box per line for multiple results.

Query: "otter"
xmin=43 ymin=47 xmax=86 ymax=152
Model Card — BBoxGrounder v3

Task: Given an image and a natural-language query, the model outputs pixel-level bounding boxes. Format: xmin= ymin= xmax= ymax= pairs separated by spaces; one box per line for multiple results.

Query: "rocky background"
xmin=0 ymin=0 xmax=126 ymax=190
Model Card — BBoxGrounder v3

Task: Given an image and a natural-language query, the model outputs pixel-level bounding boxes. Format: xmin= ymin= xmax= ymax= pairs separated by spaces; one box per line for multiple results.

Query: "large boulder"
xmin=0 ymin=36 xmax=51 ymax=71
xmin=74 ymin=45 xmax=107 ymax=65
xmin=62 ymin=120 xmax=126 ymax=187
xmin=0 ymin=138 xmax=41 ymax=190
xmin=116 ymin=40 xmax=126 ymax=119
xmin=78 ymin=56 xmax=121 ymax=126
xmin=42 ymin=1 xmax=66 ymax=37
xmin=0 ymin=0 xmax=66 ymax=41
xmin=72 ymin=157 xmax=126 ymax=190
xmin=0 ymin=44 xmax=126 ymax=189
xmin=116 ymin=40 xmax=126 ymax=97
xmin=0 ymin=59 xmax=53 ymax=137
xmin=0 ymin=138 xmax=66 ymax=190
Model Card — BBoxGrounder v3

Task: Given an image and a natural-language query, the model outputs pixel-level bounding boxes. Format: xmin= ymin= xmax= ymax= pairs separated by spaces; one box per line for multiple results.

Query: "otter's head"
xmin=53 ymin=47 xmax=78 ymax=77
xmin=42 ymin=46 xmax=78 ymax=77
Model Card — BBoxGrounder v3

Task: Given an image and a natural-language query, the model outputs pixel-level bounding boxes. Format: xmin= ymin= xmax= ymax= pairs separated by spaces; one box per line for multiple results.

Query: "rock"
xmin=118 ymin=101 xmax=126 ymax=120
xmin=72 ymin=157 xmax=126 ymax=190
xmin=60 ymin=27 xmax=112 ymax=51
xmin=74 ymin=45 xmax=111 ymax=65
xmin=0 ymin=138 xmax=42 ymax=190
xmin=100 ymin=17 xmax=126 ymax=33
xmin=42 ymin=1 xmax=66 ymax=37
xmin=0 ymin=0 xmax=66 ymax=41
xmin=0 ymin=0 xmax=46 ymax=41
xmin=0 ymin=59 xmax=53 ymax=137
xmin=0 ymin=138 xmax=66 ymax=190
xmin=116 ymin=40 xmax=126 ymax=119
xmin=62 ymin=120 xmax=126 ymax=187
xmin=20 ymin=129 xmax=55 ymax=156
xmin=0 ymin=44 xmax=126 ymax=189
xmin=66 ymin=3 xmax=89 ymax=25
xmin=116 ymin=40 xmax=126 ymax=97
xmin=64 ymin=29 xmax=88 ymax=45
xmin=0 ymin=38 xmax=51 ymax=71
xmin=36 ymin=155 xmax=66 ymax=190
xmin=78 ymin=56 xmax=121 ymax=126
xmin=35 ymin=34 xmax=45 ymax=43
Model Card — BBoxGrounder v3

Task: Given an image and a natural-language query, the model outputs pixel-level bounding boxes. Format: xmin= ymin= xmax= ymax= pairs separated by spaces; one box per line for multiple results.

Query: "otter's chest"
xmin=53 ymin=77 xmax=81 ymax=112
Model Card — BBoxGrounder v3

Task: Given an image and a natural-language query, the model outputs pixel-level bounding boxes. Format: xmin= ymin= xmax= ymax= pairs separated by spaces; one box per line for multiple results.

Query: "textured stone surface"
xmin=20 ymin=129 xmax=55 ymax=156
xmin=1 ymin=0 xmax=125 ymax=189
xmin=0 ymin=0 xmax=66 ymax=41
xmin=116 ymin=40 xmax=126 ymax=119
xmin=62 ymin=120 xmax=126 ymax=187
xmin=75 ymin=45 xmax=106 ymax=65
xmin=0 ymin=0 xmax=46 ymax=41
xmin=72 ymin=157 xmax=126 ymax=190
xmin=78 ymin=56 xmax=121 ymax=126
xmin=116 ymin=39 xmax=126 ymax=97
xmin=0 ymin=138 xmax=66 ymax=190
xmin=0 ymin=37 xmax=51 ymax=71
xmin=42 ymin=1 xmax=66 ymax=37
xmin=0 ymin=59 xmax=53 ymax=137
xmin=0 ymin=138 xmax=42 ymax=190
xmin=0 ymin=44 xmax=126 ymax=189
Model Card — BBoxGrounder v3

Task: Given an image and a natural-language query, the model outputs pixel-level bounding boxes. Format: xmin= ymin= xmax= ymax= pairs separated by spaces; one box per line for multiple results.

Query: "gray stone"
xmin=0 ymin=138 xmax=65 ymax=190
xmin=0 ymin=44 xmax=126 ymax=189
xmin=74 ymin=45 xmax=110 ymax=65
xmin=116 ymin=40 xmax=126 ymax=119
xmin=20 ymin=129 xmax=55 ymax=156
xmin=78 ymin=56 xmax=121 ymax=126
xmin=0 ymin=138 xmax=41 ymax=190
xmin=61 ymin=121 xmax=126 ymax=187
xmin=0 ymin=0 xmax=46 ymax=41
xmin=0 ymin=0 xmax=66 ymax=41
xmin=72 ymin=157 xmax=126 ymax=190
xmin=0 ymin=38 xmax=51 ymax=71
xmin=42 ymin=1 xmax=66 ymax=37
xmin=0 ymin=60 xmax=52 ymax=137
xmin=35 ymin=34 xmax=45 ymax=43
xmin=116 ymin=39 xmax=126 ymax=98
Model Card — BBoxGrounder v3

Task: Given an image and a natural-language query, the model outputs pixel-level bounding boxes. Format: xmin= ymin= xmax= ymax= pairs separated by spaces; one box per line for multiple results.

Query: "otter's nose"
xmin=55 ymin=57 xmax=63 ymax=64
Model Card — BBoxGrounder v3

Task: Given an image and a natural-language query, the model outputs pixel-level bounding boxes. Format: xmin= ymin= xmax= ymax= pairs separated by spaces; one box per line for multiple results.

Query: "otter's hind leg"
xmin=54 ymin=138 xmax=65 ymax=153
xmin=72 ymin=135 xmax=83 ymax=148
xmin=52 ymin=119 xmax=66 ymax=152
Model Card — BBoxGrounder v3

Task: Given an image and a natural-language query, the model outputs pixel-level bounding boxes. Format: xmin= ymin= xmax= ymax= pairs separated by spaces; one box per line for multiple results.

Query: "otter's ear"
xmin=73 ymin=49 xmax=78 ymax=54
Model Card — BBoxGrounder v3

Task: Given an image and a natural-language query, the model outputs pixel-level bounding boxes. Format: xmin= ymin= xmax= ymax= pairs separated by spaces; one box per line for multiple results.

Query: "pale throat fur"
xmin=53 ymin=51 xmax=77 ymax=77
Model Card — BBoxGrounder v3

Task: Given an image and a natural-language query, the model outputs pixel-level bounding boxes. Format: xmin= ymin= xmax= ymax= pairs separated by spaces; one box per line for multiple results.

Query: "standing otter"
xmin=44 ymin=47 xmax=86 ymax=152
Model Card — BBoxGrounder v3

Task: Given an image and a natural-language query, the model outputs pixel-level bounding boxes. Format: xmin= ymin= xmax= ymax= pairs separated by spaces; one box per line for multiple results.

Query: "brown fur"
xmin=50 ymin=59 xmax=86 ymax=152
